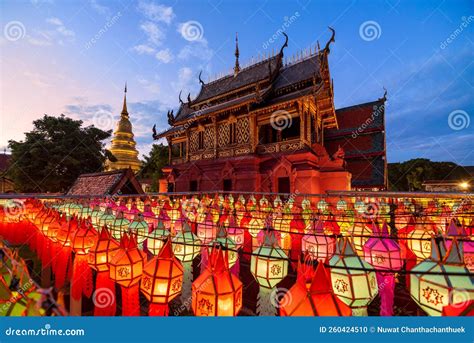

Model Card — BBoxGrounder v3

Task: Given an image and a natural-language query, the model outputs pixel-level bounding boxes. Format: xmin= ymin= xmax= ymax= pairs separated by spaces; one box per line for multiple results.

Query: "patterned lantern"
xmin=110 ymin=210 xmax=130 ymax=241
xmin=141 ymin=239 xmax=183 ymax=316
xmin=410 ymin=238 xmax=474 ymax=316
xmin=109 ymin=234 xmax=145 ymax=316
xmin=349 ymin=220 xmax=371 ymax=257
xmin=280 ymin=262 xmax=351 ymax=316
xmin=407 ymin=221 xmax=436 ymax=260
xmin=197 ymin=213 xmax=217 ymax=244
xmin=329 ymin=238 xmax=378 ymax=316
xmin=302 ymin=219 xmax=336 ymax=262
xmin=363 ymin=222 xmax=403 ymax=271
xmin=88 ymin=227 xmax=119 ymax=316
xmin=251 ymin=231 xmax=289 ymax=315
xmin=99 ymin=207 xmax=117 ymax=232
xmin=147 ymin=221 xmax=170 ymax=255
xmin=209 ymin=227 xmax=238 ymax=268
xmin=192 ymin=248 xmax=243 ymax=316
xmin=128 ymin=213 xmax=148 ymax=246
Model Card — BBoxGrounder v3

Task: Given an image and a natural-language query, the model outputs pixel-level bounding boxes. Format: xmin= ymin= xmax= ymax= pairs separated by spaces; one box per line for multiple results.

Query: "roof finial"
xmin=234 ymin=32 xmax=241 ymax=76
xmin=121 ymin=82 xmax=128 ymax=116
xmin=198 ymin=70 xmax=205 ymax=85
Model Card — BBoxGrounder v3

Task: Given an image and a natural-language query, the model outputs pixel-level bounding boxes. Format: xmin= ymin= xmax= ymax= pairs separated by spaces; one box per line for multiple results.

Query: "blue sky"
xmin=1 ymin=0 xmax=473 ymax=165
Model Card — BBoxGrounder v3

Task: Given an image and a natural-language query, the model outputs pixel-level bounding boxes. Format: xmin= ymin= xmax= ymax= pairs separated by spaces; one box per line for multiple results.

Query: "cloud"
xmin=137 ymin=1 xmax=174 ymax=24
xmin=45 ymin=17 xmax=75 ymax=41
xmin=46 ymin=17 xmax=63 ymax=26
xmin=155 ymin=48 xmax=173 ymax=63
xmin=140 ymin=21 xmax=164 ymax=46
xmin=178 ymin=41 xmax=214 ymax=61
xmin=89 ymin=0 xmax=111 ymax=16
xmin=133 ymin=44 xmax=155 ymax=55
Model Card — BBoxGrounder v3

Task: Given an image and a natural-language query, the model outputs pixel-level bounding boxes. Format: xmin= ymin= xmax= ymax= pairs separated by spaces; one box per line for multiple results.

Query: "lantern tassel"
xmin=377 ymin=272 xmax=395 ymax=316
xmin=149 ymin=303 xmax=169 ymax=316
xmin=94 ymin=272 xmax=117 ymax=316
xmin=71 ymin=255 xmax=93 ymax=300
xmin=121 ymin=284 xmax=140 ymax=316
xmin=55 ymin=246 xmax=72 ymax=289
xmin=256 ymin=287 xmax=277 ymax=316
xmin=181 ymin=262 xmax=193 ymax=311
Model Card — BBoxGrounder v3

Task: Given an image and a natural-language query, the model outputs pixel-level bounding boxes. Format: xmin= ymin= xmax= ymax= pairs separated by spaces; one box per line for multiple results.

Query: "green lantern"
xmin=110 ymin=210 xmax=129 ymax=241
xmin=410 ymin=238 xmax=474 ymax=316
xmin=329 ymin=238 xmax=378 ymax=315
xmin=147 ymin=220 xmax=170 ymax=255
xmin=129 ymin=213 xmax=148 ymax=246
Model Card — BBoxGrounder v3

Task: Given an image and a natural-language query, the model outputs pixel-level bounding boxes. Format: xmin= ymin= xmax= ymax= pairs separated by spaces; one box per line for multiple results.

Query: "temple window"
xmin=171 ymin=142 xmax=186 ymax=158
xmin=229 ymin=123 xmax=237 ymax=144
xmin=198 ymin=131 xmax=204 ymax=150
xmin=190 ymin=180 xmax=198 ymax=192
xmin=258 ymin=116 xmax=300 ymax=144
xmin=223 ymin=179 xmax=232 ymax=192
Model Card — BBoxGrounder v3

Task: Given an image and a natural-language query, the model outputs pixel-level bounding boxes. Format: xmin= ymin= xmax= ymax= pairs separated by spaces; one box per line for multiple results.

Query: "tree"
xmin=8 ymin=115 xmax=112 ymax=193
xmin=388 ymin=158 xmax=471 ymax=191
xmin=137 ymin=143 xmax=169 ymax=192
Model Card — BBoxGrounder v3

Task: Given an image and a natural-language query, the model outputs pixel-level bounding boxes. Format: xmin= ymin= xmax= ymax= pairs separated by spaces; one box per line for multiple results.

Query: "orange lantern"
xmin=280 ymin=262 xmax=351 ymax=316
xmin=192 ymin=248 xmax=242 ymax=316
xmin=109 ymin=234 xmax=145 ymax=316
xmin=140 ymin=240 xmax=183 ymax=316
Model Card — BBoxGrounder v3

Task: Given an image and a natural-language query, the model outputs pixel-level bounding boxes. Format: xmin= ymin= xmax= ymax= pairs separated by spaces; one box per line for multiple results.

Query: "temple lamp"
xmin=141 ymin=239 xmax=183 ymax=316
xmin=251 ymin=231 xmax=289 ymax=316
xmin=280 ymin=261 xmax=351 ymax=316
xmin=329 ymin=238 xmax=378 ymax=316
xmin=410 ymin=238 xmax=474 ymax=316
xmin=192 ymin=247 xmax=243 ymax=316
xmin=109 ymin=234 xmax=145 ymax=316
xmin=88 ymin=227 xmax=120 ymax=316
xmin=173 ymin=222 xmax=202 ymax=310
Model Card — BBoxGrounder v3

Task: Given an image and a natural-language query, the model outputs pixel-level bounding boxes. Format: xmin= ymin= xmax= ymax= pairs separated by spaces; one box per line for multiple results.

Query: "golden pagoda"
xmin=106 ymin=84 xmax=141 ymax=173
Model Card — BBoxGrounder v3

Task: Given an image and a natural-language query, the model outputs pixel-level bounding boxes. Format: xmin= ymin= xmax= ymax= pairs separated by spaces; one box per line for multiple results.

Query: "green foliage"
xmin=388 ymin=158 xmax=471 ymax=191
xmin=137 ymin=143 xmax=169 ymax=192
xmin=8 ymin=115 xmax=112 ymax=193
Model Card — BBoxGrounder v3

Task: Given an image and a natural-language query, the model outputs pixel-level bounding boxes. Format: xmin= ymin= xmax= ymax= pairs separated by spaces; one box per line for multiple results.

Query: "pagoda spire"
xmin=121 ymin=82 xmax=128 ymax=117
xmin=234 ymin=32 xmax=240 ymax=76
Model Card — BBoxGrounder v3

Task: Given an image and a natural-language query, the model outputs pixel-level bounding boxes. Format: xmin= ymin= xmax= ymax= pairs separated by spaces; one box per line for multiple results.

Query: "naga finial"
xmin=187 ymin=93 xmax=192 ymax=103
xmin=279 ymin=32 xmax=289 ymax=56
xmin=178 ymin=90 xmax=184 ymax=105
xmin=323 ymin=27 xmax=335 ymax=52
xmin=167 ymin=110 xmax=175 ymax=125
xmin=198 ymin=70 xmax=205 ymax=85
xmin=152 ymin=124 xmax=158 ymax=140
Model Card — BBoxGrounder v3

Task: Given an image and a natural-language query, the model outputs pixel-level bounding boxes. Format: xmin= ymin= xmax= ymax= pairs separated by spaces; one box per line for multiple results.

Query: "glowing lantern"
xmin=251 ymin=231 xmax=289 ymax=315
xmin=98 ymin=207 xmax=116 ymax=232
xmin=147 ymin=221 xmax=170 ymax=255
xmin=141 ymin=240 xmax=183 ymax=315
xmin=109 ymin=234 xmax=145 ymax=316
xmin=128 ymin=213 xmax=148 ymax=247
xmin=302 ymin=219 xmax=336 ymax=262
xmin=407 ymin=221 xmax=436 ymax=260
xmin=110 ymin=210 xmax=130 ymax=241
xmin=280 ymin=262 xmax=351 ymax=316
xmin=88 ymin=227 xmax=119 ymax=316
xmin=192 ymin=248 xmax=243 ymax=316
xmin=197 ymin=213 xmax=217 ymax=244
xmin=329 ymin=238 xmax=378 ymax=316
xmin=209 ymin=227 xmax=238 ymax=268
xmin=363 ymin=222 xmax=403 ymax=271
xmin=90 ymin=203 xmax=103 ymax=229
xmin=410 ymin=238 xmax=474 ymax=316
xmin=348 ymin=220 xmax=371 ymax=257
xmin=445 ymin=220 xmax=474 ymax=272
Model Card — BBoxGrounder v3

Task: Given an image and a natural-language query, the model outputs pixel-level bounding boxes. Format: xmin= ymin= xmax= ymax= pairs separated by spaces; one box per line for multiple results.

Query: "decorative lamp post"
xmin=329 ymin=238 xmax=378 ymax=316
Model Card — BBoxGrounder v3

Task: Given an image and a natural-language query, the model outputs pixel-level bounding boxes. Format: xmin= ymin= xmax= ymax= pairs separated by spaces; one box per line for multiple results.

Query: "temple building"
xmin=153 ymin=29 xmax=387 ymax=193
xmin=105 ymin=85 xmax=141 ymax=173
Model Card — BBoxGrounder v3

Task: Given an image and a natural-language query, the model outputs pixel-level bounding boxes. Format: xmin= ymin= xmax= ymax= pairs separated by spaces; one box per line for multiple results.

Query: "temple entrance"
xmin=277 ymin=177 xmax=290 ymax=194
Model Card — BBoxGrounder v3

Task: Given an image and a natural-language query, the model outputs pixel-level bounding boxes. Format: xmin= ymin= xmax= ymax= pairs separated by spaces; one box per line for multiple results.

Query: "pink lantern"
xmin=363 ymin=222 xmax=403 ymax=271
xmin=302 ymin=219 xmax=336 ymax=262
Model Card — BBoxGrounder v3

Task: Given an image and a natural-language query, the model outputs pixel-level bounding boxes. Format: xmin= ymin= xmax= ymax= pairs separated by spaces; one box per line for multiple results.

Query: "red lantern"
xmin=140 ymin=239 xmax=183 ymax=316
xmin=280 ymin=261 xmax=351 ymax=316
xmin=109 ymin=234 xmax=145 ymax=316
xmin=192 ymin=248 xmax=242 ymax=316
